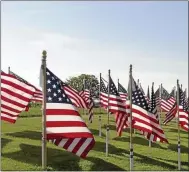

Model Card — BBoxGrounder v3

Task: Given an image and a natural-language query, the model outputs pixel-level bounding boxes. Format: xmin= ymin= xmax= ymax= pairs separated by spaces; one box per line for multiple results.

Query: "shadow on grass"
xmin=2 ymin=143 xmax=125 ymax=171
xmin=112 ymin=135 xmax=166 ymax=149
xmin=90 ymin=129 xmax=105 ymax=137
xmin=102 ymin=124 xmax=116 ymax=131
xmin=168 ymin=128 xmax=188 ymax=135
xmin=156 ymin=157 xmax=189 ymax=171
xmin=6 ymin=130 xmax=41 ymax=140
xmin=93 ymin=141 xmax=177 ymax=170
xmin=167 ymin=144 xmax=189 ymax=154
xmin=1 ymin=138 xmax=12 ymax=149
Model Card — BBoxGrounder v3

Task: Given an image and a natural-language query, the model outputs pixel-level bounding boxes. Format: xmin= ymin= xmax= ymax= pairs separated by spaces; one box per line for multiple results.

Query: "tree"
xmin=65 ymin=74 xmax=99 ymax=97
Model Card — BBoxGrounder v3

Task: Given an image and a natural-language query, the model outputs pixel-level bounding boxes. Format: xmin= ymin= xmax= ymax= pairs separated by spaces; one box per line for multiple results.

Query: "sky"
xmin=1 ymin=1 xmax=188 ymax=94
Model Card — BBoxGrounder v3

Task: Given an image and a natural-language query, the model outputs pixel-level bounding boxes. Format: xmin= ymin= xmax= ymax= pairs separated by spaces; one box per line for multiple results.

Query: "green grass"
xmin=1 ymin=107 xmax=189 ymax=171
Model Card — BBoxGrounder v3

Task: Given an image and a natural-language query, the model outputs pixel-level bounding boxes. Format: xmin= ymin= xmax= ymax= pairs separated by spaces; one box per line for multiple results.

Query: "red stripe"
xmin=63 ymin=138 xmax=74 ymax=150
xmin=1 ymin=116 xmax=16 ymax=123
xmin=1 ymin=87 xmax=31 ymax=102
xmin=80 ymin=139 xmax=95 ymax=158
xmin=47 ymin=132 xmax=94 ymax=139
xmin=1 ymin=95 xmax=26 ymax=109
xmin=46 ymin=121 xmax=87 ymax=127
xmin=72 ymin=138 xmax=86 ymax=155
xmin=46 ymin=109 xmax=79 ymax=115
xmin=1 ymin=104 xmax=21 ymax=114
xmin=2 ymin=79 xmax=34 ymax=96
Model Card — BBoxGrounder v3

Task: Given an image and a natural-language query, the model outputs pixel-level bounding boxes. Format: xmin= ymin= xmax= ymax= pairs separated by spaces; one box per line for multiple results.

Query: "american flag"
xmin=1 ymin=71 xmax=35 ymax=123
xmin=167 ymin=87 xmax=176 ymax=106
xmin=139 ymin=83 xmax=150 ymax=104
xmin=142 ymin=83 xmax=165 ymax=142
xmin=178 ymin=86 xmax=189 ymax=131
xmin=99 ymin=76 xmax=108 ymax=109
xmin=163 ymin=102 xmax=177 ymax=125
xmin=63 ymin=84 xmax=88 ymax=109
xmin=155 ymin=86 xmax=173 ymax=112
xmin=108 ymin=76 xmax=129 ymax=136
xmin=147 ymin=85 xmax=150 ymax=104
xmin=79 ymin=80 xmax=94 ymax=123
xmin=118 ymin=81 xmax=128 ymax=101
xmin=9 ymin=70 xmax=43 ymax=103
xmin=79 ymin=79 xmax=90 ymax=104
xmin=44 ymin=68 xmax=95 ymax=158
xmin=127 ymin=77 xmax=168 ymax=143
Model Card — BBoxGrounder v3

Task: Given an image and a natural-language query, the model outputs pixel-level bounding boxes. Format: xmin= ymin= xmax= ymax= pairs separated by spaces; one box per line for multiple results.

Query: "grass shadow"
xmin=2 ymin=143 xmax=81 ymax=171
xmin=168 ymin=128 xmax=188 ymax=135
xmin=5 ymin=130 xmax=41 ymax=141
xmin=156 ymin=157 xmax=189 ymax=171
xmin=2 ymin=143 xmax=125 ymax=171
xmin=102 ymin=124 xmax=116 ymax=131
xmin=1 ymin=138 xmax=12 ymax=149
xmin=112 ymin=135 xmax=166 ymax=149
xmin=90 ymin=129 xmax=105 ymax=137
xmin=87 ymin=157 xmax=125 ymax=171
xmin=167 ymin=144 xmax=189 ymax=154
xmin=93 ymin=141 xmax=178 ymax=170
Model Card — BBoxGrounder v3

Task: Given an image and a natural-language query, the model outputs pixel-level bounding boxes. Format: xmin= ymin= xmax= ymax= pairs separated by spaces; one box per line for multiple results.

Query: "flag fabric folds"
xmin=118 ymin=82 xmax=128 ymax=101
xmin=44 ymin=68 xmax=95 ymax=158
xmin=128 ymin=77 xmax=168 ymax=143
xmin=9 ymin=70 xmax=43 ymax=103
xmin=1 ymin=72 xmax=35 ymax=123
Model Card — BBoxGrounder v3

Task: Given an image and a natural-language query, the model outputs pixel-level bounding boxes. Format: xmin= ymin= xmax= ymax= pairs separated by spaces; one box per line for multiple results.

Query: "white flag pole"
xmin=129 ymin=65 xmax=134 ymax=171
xmin=177 ymin=80 xmax=181 ymax=170
xmin=106 ymin=69 xmax=110 ymax=157
xmin=41 ymin=50 xmax=47 ymax=170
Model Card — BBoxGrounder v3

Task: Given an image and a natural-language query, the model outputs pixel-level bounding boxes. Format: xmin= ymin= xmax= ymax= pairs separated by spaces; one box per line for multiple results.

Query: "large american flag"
xmin=44 ymin=68 xmax=95 ymax=158
xmin=127 ymin=77 xmax=168 ymax=143
xmin=1 ymin=71 xmax=35 ymax=123
xmin=9 ymin=70 xmax=43 ymax=103
xmin=118 ymin=82 xmax=128 ymax=101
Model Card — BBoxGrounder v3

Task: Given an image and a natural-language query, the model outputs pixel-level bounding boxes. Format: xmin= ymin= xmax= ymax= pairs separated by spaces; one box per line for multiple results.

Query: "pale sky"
xmin=1 ymin=1 xmax=188 ymax=94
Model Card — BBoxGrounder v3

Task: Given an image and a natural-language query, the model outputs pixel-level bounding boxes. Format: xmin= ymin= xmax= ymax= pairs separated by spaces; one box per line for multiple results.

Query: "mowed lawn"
xmin=1 ymin=107 xmax=189 ymax=171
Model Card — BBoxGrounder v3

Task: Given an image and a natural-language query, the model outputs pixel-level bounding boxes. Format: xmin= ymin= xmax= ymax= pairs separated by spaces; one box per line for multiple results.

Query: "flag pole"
xmin=177 ymin=79 xmax=181 ymax=170
xmin=99 ymin=73 xmax=102 ymax=137
xmin=8 ymin=66 xmax=10 ymax=74
xmin=159 ymin=84 xmax=162 ymax=125
xmin=41 ymin=50 xmax=47 ymax=170
xmin=83 ymin=78 xmax=86 ymax=116
xmin=129 ymin=64 xmax=133 ymax=171
xmin=106 ymin=69 xmax=110 ymax=157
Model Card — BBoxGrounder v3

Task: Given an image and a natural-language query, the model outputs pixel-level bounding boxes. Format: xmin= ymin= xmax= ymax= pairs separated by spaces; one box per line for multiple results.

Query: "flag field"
xmin=1 ymin=107 xmax=188 ymax=171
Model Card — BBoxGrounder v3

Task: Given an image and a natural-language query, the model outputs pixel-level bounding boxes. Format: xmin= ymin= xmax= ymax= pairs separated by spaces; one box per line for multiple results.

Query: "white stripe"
xmin=1 ymin=107 xmax=18 ymax=116
xmin=1 ymin=91 xmax=28 ymax=106
xmin=76 ymin=138 xmax=93 ymax=156
xmin=46 ymin=127 xmax=91 ymax=134
xmin=57 ymin=139 xmax=68 ymax=147
xmin=67 ymin=138 xmax=81 ymax=152
xmin=47 ymin=103 xmax=77 ymax=111
xmin=1 ymin=83 xmax=34 ymax=99
xmin=1 ymin=113 xmax=18 ymax=120
xmin=1 ymin=99 xmax=25 ymax=112
xmin=2 ymin=75 xmax=35 ymax=94
xmin=46 ymin=115 xmax=84 ymax=122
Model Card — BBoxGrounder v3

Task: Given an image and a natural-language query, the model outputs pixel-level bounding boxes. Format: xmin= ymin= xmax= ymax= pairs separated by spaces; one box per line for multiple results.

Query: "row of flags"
xmin=1 ymin=62 xmax=188 ymax=162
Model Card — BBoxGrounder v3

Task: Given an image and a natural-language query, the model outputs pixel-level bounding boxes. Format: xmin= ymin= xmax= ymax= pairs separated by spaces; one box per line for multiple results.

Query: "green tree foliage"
xmin=65 ymin=74 xmax=99 ymax=97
